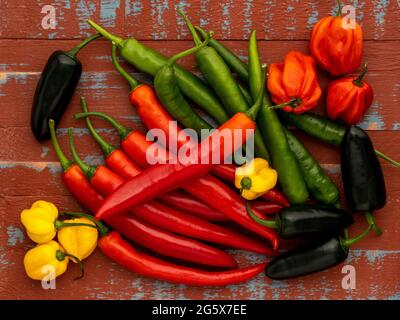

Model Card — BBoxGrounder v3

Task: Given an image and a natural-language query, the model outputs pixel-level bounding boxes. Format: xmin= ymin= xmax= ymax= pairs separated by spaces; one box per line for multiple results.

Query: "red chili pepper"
xmin=49 ymin=120 xmax=104 ymax=213
xmin=326 ymin=64 xmax=374 ymax=126
xmin=69 ymin=129 xmax=273 ymax=256
xmin=99 ymin=231 xmax=266 ymax=286
xmin=74 ymin=114 xmax=279 ymax=249
xmin=212 ymin=164 xmax=290 ymax=207
xmin=68 ymin=130 xmax=239 ymax=267
xmin=158 ymin=190 xmax=228 ymax=222
xmin=106 ymin=128 xmax=279 ymax=250
xmin=50 ymin=123 xmax=263 ymax=284
xmin=81 ymin=99 xmax=227 ymax=222
xmin=251 ymin=201 xmax=282 ymax=216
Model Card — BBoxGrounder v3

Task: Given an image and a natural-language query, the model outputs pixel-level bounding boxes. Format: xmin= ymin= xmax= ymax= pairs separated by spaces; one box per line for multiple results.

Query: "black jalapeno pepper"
xmin=341 ymin=126 xmax=386 ymax=235
xmin=246 ymin=203 xmax=354 ymax=239
xmin=265 ymin=226 xmax=371 ymax=280
xmin=31 ymin=34 xmax=100 ymax=142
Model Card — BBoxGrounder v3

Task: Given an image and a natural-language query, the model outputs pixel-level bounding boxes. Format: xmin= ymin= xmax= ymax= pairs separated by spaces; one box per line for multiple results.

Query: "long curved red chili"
xmin=69 ymin=130 xmax=273 ymax=256
xmin=99 ymin=231 xmax=267 ymax=286
xmin=50 ymin=125 xmax=266 ymax=285
xmin=115 ymin=130 xmax=280 ymax=250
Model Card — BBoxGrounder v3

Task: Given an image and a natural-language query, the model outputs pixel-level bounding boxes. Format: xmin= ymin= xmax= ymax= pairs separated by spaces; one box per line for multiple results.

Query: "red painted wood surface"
xmin=0 ymin=1 xmax=399 ymax=300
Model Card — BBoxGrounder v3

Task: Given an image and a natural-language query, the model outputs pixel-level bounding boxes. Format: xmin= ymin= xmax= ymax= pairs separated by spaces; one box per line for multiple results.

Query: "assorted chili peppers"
xmin=23 ymin=3 xmax=399 ymax=286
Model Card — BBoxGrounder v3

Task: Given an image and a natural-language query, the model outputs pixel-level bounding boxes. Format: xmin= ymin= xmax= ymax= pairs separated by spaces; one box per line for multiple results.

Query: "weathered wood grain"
xmin=0 ymin=1 xmax=399 ymax=41
xmin=1 ymin=0 xmax=400 ymax=300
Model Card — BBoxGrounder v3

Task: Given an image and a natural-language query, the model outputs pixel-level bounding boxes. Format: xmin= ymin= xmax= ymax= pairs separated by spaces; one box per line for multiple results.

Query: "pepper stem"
xmin=54 ymin=220 xmax=98 ymax=230
xmin=364 ymin=211 xmax=383 ymax=236
xmin=61 ymin=212 xmax=109 ymax=236
xmin=341 ymin=225 xmax=372 ymax=248
xmin=111 ymin=44 xmax=140 ymax=90
xmin=66 ymin=33 xmax=101 ymax=58
xmin=87 ymin=19 xmax=124 ymax=47
xmin=56 ymin=250 xmax=84 ymax=280
xmin=74 ymin=111 xmax=131 ymax=141
xmin=67 ymin=128 xmax=97 ymax=180
xmin=337 ymin=0 xmax=343 ymax=17
xmin=353 ymin=64 xmax=368 ymax=87
xmin=246 ymin=64 xmax=267 ymax=120
xmin=81 ymin=97 xmax=116 ymax=157
xmin=267 ymin=98 xmax=301 ymax=110
xmin=375 ymin=149 xmax=400 ymax=167
xmin=241 ymin=177 xmax=252 ymax=190
xmin=177 ymin=10 xmax=202 ymax=45
xmin=166 ymin=31 xmax=213 ymax=66
xmin=246 ymin=201 xmax=278 ymax=229
xmin=49 ymin=119 xmax=73 ymax=172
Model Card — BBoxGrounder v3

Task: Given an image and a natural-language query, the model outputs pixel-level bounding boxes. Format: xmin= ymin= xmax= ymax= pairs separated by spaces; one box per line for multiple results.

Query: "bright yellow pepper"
xmin=20 ymin=200 xmax=59 ymax=243
xmin=58 ymin=217 xmax=98 ymax=261
xmin=20 ymin=200 xmax=97 ymax=245
xmin=23 ymin=241 xmax=70 ymax=280
xmin=235 ymin=158 xmax=278 ymax=200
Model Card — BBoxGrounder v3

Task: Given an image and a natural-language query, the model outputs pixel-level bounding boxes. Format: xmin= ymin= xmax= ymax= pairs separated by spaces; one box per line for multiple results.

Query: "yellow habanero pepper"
xmin=23 ymin=241 xmax=73 ymax=280
xmin=58 ymin=217 xmax=98 ymax=261
xmin=20 ymin=201 xmax=97 ymax=244
xmin=235 ymin=158 xmax=278 ymax=200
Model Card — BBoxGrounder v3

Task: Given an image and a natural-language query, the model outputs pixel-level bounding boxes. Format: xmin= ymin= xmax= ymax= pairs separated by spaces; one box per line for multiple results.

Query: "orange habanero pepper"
xmin=268 ymin=51 xmax=321 ymax=115
xmin=326 ymin=64 xmax=374 ymax=125
xmin=310 ymin=1 xmax=363 ymax=77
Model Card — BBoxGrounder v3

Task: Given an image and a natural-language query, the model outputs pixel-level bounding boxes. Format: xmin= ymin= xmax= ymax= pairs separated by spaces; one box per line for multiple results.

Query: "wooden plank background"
xmin=0 ymin=0 xmax=399 ymax=300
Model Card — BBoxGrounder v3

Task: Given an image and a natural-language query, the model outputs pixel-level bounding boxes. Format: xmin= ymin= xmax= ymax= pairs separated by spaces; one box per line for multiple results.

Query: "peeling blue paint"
xmin=359 ymin=103 xmax=386 ymax=130
xmin=75 ymin=0 xmax=97 ymax=35
xmin=175 ymin=1 xmax=192 ymax=39
xmin=199 ymin=0 xmax=211 ymax=27
xmin=125 ymin=0 xmax=143 ymax=16
xmin=242 ymin=0 xmax=254 ymax=38
xmin=150 ymin=0 xmax=169 ymax=40
xmin=100 ymin=0 xmax=120 ymax=28
xmin=392 ymin=122 xmax=400 ymax=130
xmin=7 ymin=226 xmax=24 ymax=246
xmin=221 ymin=0 xmax=233 ymax=37
xmin=41 ymin=147 xmax=50 ymax=159
xmin=307 ymin=1 xmax=319 ymax=30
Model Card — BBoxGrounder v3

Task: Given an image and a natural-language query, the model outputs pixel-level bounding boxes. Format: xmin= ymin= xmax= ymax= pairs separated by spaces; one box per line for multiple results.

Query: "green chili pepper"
xmin=280 ymin=112 xmax=400 ymax=168
xmin=87 ymin=19 xmax=229 ymax=125
xmin=248 ymin=31 xmax=309 ymax=205
xmin=154 ymin=33 xmax=214 ymax=134
xmin=196 ymin=26 xmax=249 ymax=82
xmin=283 ymin=127 xmax=340 ymax=205
xmin=178 ymin=11 xmax=270 ymax=161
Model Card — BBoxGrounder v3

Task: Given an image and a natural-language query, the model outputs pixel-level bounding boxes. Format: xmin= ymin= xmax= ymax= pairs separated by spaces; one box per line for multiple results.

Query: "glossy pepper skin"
xmin=341 ymin=126 xmax=386 ymax=212
xmin=100 ymin=231 xmax=266 ymax=286
xmin=266 ymin=237 xmax=348 ymax=280
xmin=279 ymin=111 xmax=400 ymax=168
xmin=265 ymin=225 xmax=372 ymax=280
xmin=24 ymin=241 xmax=69 ymax=280
xmin=31 ymin=34 xmax=99 ymax=141
xmin=327 ymin=65 xmax=374 ymax=125
xmin=235 ymin=158 xmax=278 ymax=200
xmin=310 ymin=2 xmax=363 ymax=77
xmin=178 ymin=12 xmax=270 ymax=160
xmin=57 ymin=217 xmax=98 ymax=261
xmin=248 ymin=204 xmax=354 ymax=239
xmin=154 ymin=36 xmax=214 ymax=134
xmin=87 ymin=20 xmax=230 ymax=125
xmin=268 ymin=51 xmax=322 ymax=115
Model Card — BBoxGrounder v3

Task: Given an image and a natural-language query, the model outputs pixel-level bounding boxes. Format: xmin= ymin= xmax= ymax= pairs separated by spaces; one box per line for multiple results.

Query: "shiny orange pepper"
xmin=326 ymin=64 xmax=374 ymax=125
xmin=268 ymin=51 xmax=321 ymax=115
xmin=310 ymin=1 xmax=363 ymax=77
